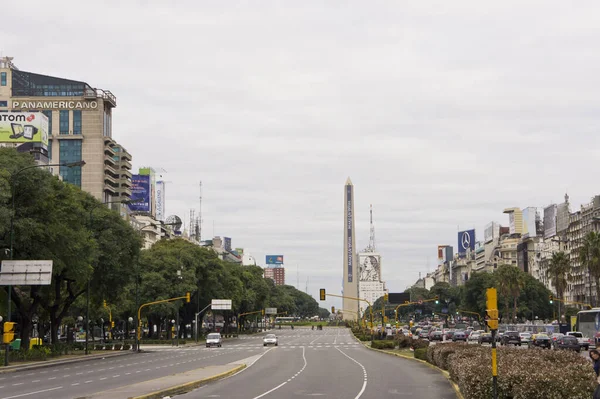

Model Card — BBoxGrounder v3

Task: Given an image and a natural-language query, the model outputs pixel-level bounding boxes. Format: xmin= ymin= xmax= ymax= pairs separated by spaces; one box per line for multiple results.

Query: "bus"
xmin=275 ymin=317 xmax=299 ymax=324
xmin=576 ymin=309 xmax=600 ymax=342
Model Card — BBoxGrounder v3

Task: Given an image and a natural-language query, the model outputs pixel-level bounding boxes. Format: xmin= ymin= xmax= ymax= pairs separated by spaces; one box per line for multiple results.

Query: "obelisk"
xmin=343 ymin=177 xmax=358 ymax=320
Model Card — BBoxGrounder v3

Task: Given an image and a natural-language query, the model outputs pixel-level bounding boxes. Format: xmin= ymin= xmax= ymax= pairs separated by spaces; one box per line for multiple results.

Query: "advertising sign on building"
xmin=484 ymin=222 xmax=499 ymax=243
xmin=224 ymin=237 xmax=232 ymax=252
xmin=155 ymin=181 xmax=165 ymax=221
xmin=437 ymin=245 xmax=446 ymax=261
xmin=457 ymin=230 xmax=476 ymax=254
xmin=522 ymin=207 xmax=538 ymax=238
xmin=128 ymin=175 xmax=151 ymax=212
xmin=358 ymin=253 xmax=381 ymax=282
xmin=445 ymin=246 xmax=453 ymax=263
xmin=266 ymin=255 xmax=284 ymax=265
xmin=544 ymin=204 xmax=557 ymax=238
xmin=0 ymin=112 xmax=48 ymax=147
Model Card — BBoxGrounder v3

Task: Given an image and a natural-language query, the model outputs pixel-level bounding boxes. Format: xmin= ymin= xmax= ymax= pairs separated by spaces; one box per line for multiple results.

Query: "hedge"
xmin=414 ymin=348 xmax=428 ymax=361
xmin=426 ymin=343 xmax=596 ymax=399
xmin=371 ymin=340 xmax=395 ymax=349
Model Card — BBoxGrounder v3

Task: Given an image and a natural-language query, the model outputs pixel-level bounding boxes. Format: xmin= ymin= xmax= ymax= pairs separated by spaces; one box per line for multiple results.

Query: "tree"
xmin=495 ymin=264 xmax=526 ymax=322
xmin=547 ymin=251 xmax=571 ymax=321
xmin=580 ymin=232 xmax=600 ymax=306
xmin=318 ymin=307 xmax=330 ymax=319
xmin=461 ymin=271 xmax=497 ymax=316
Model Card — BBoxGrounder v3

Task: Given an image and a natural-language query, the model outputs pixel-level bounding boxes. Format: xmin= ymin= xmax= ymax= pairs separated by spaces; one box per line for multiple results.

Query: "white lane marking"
xmin=251 ymin=346 xmax=308 ymax=399
xmin=31 ymin=380 xmax=39 ymax=383
xmin=1 ymin=386 xmax=63 ymax=399
xmin=309 ymin=335 xmax=321 ymax=345
xmin=85 ymin=380 xmax=93 ymax=384
xmin=12 ymin=383 xmax=24 ymax=386
xmin=336 ymin=347 xmax=367 ymax=399
xmin=71 ymin=383 xmax=80 ymax=386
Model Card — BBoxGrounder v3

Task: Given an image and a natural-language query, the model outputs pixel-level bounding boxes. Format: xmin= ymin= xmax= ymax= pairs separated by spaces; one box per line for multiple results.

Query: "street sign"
xmin=0 ymin=260 xmax=53 ymax=285
xmin=211 ymin=299 xmax=232 ymax=310
xmin=388 ymin=292 xmax=411 ymax=304
xmin=265 ymin=308 xmax=277 ymax=315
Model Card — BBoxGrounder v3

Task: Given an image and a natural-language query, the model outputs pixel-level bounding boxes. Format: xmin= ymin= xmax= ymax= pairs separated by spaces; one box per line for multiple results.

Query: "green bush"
xmin=371 ymin=340 xmax=395 ymax=349
xmin=104 ymin=344 xmax=113 ymax=350
xmin=113 ymin=344 xmax=122 ymax=350
xmin=8 ymin=346 xmax=52 ymax=362
xmin=358 ymin=334 xmax=371 ymax=341
xmin=122 ymin=344 xmax=131 ymax=350
xmin=410 ymin=339 xmax=430 ymax=350
xmin=95 ymin=345 xmax=104 ymax=350
xmin=414 ymin=348 xmax=428 ymax=361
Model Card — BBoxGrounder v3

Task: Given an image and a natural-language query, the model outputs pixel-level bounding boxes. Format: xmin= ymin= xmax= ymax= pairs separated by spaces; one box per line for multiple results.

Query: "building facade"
xmin=264 ymin=267 xmax=285 ymax=286
xmin=0 ymin=56 xmax=132 ymax=203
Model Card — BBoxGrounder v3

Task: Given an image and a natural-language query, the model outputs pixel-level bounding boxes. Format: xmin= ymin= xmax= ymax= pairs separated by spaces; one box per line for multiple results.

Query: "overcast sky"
xmin=3 ymin=1 xmax=600 ymax=310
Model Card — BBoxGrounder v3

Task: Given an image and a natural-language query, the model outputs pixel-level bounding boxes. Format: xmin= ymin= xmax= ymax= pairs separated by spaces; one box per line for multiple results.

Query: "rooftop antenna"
xmin=297 ymin=265 xmax=299 ymax=290
xmin=365 ymin=204 xmax=376 ymax=252
xmin=199 ymin=181 xmax=203 ymax=242
xmin=305 ymin=276 xmax=309 ymax=294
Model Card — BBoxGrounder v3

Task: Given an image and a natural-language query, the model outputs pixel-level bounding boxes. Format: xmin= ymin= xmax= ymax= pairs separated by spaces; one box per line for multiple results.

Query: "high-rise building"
xmin=264 ymin=267 xmax=285 ymax=286
xmin=343 ymin=178 xmax=358 ymax=320
xmin=0 ymin=56 xmax=132 ymax=203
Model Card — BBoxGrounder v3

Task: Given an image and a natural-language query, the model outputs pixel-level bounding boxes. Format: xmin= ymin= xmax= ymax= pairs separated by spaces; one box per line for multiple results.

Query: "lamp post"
xmin=127 ymin=317 xmax=133 ymax=344
xmin=5 ymin=160 xmax=85 ymax=366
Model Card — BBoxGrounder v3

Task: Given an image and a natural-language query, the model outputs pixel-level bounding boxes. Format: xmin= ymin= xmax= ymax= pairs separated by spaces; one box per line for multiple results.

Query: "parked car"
xmin=566 ymin=331 xmax=591 ymax=351
xmin=478 ymin=333 xmax=493 ymax=344
xmin=452 ymin=331 xmax=467 ymax=342
xmin=263 ymin=334 xmax=278 ymax=346
xmin=553 ymin=335 xmax=580 ymax=352
xmin=419 ymin=330 xmax=429 ymax=339
xmin=445 ymin=331 xmax=455 ymax=341
xmin=430 ymin=331 xmax=443 ymax=341
xmin=529 ymin=333 xmax=551 ymax=349
xmin=550 ymin=333 xmax=564 ymax=343
xmin=501 ymin=331 xmax=521 ymax=346
xmin=206 ymin=333 xmax=222 ymax=348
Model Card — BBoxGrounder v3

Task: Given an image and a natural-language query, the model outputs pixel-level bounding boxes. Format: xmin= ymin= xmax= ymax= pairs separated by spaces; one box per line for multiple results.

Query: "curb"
xmin=350 ymin=334 xmax=464 ymax=399
xmin=0 ymin=350 xmax=132 ymax=374
xmin=130 ymin=363 xmax=247 ymax=399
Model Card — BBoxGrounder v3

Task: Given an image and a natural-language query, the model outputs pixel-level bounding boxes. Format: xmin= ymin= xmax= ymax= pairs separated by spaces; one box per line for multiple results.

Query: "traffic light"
xmin=185 ymin=292 xmax=191 ymax=303
xmin=319 ymin=288 xmax=326 ymax=301
xmin=549 ymin=295 xmax=553 ymax=304
xmin=331 ymin=306 xmax=335 ymax=314
xmin=384 ymin=316 xmax=388 ymax=323
xmin=103 ymin=300 xmax=107 ymax=307
xmin=485 ymin=288 xmax=499 ymax=330
xmin=435 ymin=296 xmax=439 ymax=304
xmin=384 ymin=293 xmax=388 ymax=302
xmin=2 ymin=322 xmax=16 ymax=344
xmin=261 ymin=309 xmax=265 ymax=316
xmin=111 ymin=321 xmax=115 ymax=328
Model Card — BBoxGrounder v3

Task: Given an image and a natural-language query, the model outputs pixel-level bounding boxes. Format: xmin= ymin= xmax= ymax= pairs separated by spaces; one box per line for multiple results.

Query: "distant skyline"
xmin=3 ymin=1 xmax=600 ymax=310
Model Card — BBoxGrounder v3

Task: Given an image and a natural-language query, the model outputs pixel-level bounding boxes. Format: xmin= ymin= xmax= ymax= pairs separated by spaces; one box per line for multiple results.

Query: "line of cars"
xmin=205 ymin=332 xmax=280 ymax=348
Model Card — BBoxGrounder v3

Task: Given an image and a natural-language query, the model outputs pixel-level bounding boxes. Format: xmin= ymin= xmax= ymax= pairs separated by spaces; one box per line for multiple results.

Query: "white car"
xmin=263 ymin=334 xmax=278 ymax=346
xmin=519 ymin=332 xmax=532 ymax=344
xmin=468 ymin=332 xmax=481 ymax=343
xmin=206 ymin=333 xmax=222 ymax=348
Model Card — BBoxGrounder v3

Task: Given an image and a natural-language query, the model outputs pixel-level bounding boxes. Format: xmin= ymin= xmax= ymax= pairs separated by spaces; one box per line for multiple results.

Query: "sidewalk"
xmin=0 ymin=350 xmax=132 ymax=374
xmin=88 ymin=363 xmax=246 ymax=399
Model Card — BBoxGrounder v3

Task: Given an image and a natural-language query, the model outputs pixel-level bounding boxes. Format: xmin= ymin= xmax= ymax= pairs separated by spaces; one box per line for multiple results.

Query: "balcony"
xmin=104 ymin=154 xmax=117 ymax=167
xmin=120 ymin=177 xmax=132 ymax=188
xmin=104 ymin=173 xmax=117 ymax=186
xmin=120 ymin=159 xmax=132 ymax=170
xmin=120 ymin=169 xmax=132 ymax=179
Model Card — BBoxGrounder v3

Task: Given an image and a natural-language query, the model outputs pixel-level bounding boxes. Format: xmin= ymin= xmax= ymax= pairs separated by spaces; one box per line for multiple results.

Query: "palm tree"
xmin=580 ymin=232 xmax=600 ymax=306
xmin=547 ymin=251 xmax=571 ymax=321
xmin=496 ymin=265 xmax=524 ymax=322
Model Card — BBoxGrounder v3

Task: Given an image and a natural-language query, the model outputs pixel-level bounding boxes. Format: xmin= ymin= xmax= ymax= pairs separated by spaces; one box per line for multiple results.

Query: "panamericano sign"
xmin=12 ymin=100 xmax=98 ymax=110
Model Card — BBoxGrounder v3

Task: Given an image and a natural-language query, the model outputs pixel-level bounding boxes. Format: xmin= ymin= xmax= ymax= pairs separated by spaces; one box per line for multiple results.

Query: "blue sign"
xmin=224 ymin=237 xmax=232 ymax=252
xmin=266 ymin=255 xmax=284 ymax=265
xmin=129 ymin=174 xmax=151 ymax=212
xmin=457 ymin=229 xmax=475 ymax=254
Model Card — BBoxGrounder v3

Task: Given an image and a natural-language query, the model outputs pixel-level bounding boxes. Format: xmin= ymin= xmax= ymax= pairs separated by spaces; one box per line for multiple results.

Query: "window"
xmin=59 ymin=110 xmax=69 ymax=134
xmin=0 ymin=72 xmax=6 ymax=86
xmin=42 ymin=110 xmax=53 ymax=135
xmin=59 ymin=140 xmax=82 ymax=186
xmin=0 ymin=101 xmax=7 ymax=107
xmin=73 ymin=110 xmax=82 ymax=135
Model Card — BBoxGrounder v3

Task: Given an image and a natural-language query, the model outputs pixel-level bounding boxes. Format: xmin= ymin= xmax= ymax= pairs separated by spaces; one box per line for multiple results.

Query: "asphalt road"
xmin=178 ymin=327 xmax=457 ymax=399
xmin=0 ymin=338 xmax=268 ymax=399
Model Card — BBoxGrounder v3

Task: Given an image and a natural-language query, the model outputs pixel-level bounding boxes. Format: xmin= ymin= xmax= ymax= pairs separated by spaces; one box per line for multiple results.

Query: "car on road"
xmin=529 ymin=333 xmax=551 ymax=349
xmin=553 ymin=335 xmax=580 ymax=352
xmin=519 ymin=332 xmax=532 ymax=344
xmin=501 ymin=331 xmax=521 ymax=346
xmin=445 ymin=330 xmax=455 ymax=341
xmin=206 ymin=333 xmax=222 ymax=348
xmin=419 ymin=330 xmax=429 ymax=339
xmin=452 ymin=331 xmax=467 ymax=342
xmin=430 ymin=331 xmax=443 ymax=341
xmin=468 ymin=332 xmax=481 ymax=344
xmin=566 ymin=331 xmax=591 ymax=351
xmin=263 ymin=334 xmax=278 ymax=346
xmin=478 ymin=333 xmax=493 ymax=344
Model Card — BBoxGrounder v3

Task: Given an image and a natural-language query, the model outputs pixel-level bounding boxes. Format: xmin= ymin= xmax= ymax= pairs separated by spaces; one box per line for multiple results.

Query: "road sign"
xmin=0 ymin=260 xmax=53 ymax=285
xmin=388 ymin=292 xmax=410 ymax=304
xmin=211 ymin=299 xmax=232 ymax=310
xmin=265 ymin=308 xmax=277 ymax=315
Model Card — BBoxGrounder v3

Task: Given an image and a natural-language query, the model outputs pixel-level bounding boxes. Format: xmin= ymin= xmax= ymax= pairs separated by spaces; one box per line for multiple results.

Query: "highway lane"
xmin=0 ymin=336 xmax=279 ymax=399
xmin=181 ymin=327 xmax=456 ymax=399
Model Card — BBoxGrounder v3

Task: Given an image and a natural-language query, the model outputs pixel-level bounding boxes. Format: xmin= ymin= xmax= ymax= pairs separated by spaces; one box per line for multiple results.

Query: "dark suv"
xmin=501 ymin=331 xmax=521 ymax=346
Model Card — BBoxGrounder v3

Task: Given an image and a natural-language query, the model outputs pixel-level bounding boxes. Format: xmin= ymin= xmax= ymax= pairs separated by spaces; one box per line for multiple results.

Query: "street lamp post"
xmin=5 ymin=160 xmax=85 ymax=366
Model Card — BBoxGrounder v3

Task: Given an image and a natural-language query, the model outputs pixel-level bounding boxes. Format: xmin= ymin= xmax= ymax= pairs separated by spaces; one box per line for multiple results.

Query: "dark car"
xmin=452 ymin=331 xmax=467 ymax=342
xmin=529 ymin=333 xmax=551 ymax=349
xmin=501 ymin=331 xmax=521 ymax=346
xmin=553 ymin=336 xmax=580 ymax=352
xmin=478 ymin=332 xmax=493 ymax=344
xmin=431 ymin=331 xmax=443 ymax=341
xmin=445 ymin=331 xmax=455 ymax=341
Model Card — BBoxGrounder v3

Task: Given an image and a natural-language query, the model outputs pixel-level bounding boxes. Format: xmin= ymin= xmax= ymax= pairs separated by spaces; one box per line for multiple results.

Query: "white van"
xmin=206 ymin=333 xmax=222 ymax=348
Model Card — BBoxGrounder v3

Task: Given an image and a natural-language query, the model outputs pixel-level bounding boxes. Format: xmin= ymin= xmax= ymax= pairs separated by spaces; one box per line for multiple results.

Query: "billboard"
xmin=128 ymin=175 xmax=151 ymax=212
xmin=522 ymin=207 xmax=538 ymax=238
xmin=266 ymin=255 xmax=284 ymax=265
xmin=437 ymin=245 xmax=446 ymax=261
xmin=358 ymin=253 xmax=381 ymax=282
xmin=544 ymin=204 xmax=557 ymax=239
xmin=0 ymin=112 xmax=49 ymax=147
xmin=445 ymin=246 xmax=454 ymax=262
xmin=388 ymin=292 xmax=411 ymax=304
xmin=457 ymin=229 xmax=476 ymax=254
xmin=155 ymin=181 xmax=165 ymax=221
